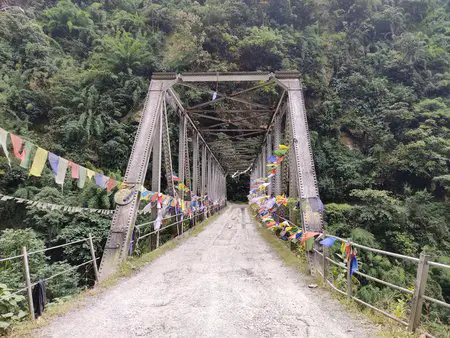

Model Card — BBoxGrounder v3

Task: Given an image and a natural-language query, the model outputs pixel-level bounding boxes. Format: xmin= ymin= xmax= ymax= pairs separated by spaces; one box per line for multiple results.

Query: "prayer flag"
xmin=69 ymin=161 xmax=80 ymax=179
xmin=341 ymin=241 xmax=346 ymax=255
xmin=309 ymin=197 xmax=324 ymax=212
xmin=55 ymin=157 xmax=68 ymax=186
xmin=94 ymin=173 xmax=109 ymax=189
xmin=78 ymin=166 xmax=86 ymax=188
xmin=320 ymin=237 xmax=337 ymax=247
xmin=268 ymin=155 xmax=277 ymax=163
xmin=20 ymin=141 xmax=34 ymax=169
xmin=86 ymin=169 xmax=95 ymax=180
xmin=48 ymin=152 xmax=59 ymax=176
xmin=106 ymin=178 xmax=117 ymax=192
xmin=10 ymin=134 xmax=25 ymax=160
xmin=306 ymin=237 xmax=314 ymax=251
xmin=0 ymin=128 xmax=11 ymax=166
xmin=29 ymin=147 xmax=48 ymax=177
xmin=301 ymin=231 xmax=320 ymax=244
xmin=350 ymin=255 xmax=358 ymax=276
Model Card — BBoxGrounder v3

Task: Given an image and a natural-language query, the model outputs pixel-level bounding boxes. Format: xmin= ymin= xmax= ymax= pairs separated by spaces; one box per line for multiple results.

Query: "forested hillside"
xmin=0 ymin=0 xmax=449 ymax=332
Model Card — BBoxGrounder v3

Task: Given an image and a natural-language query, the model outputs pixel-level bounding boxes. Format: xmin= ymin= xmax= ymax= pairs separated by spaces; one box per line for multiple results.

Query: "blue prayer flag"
xmin=320 ymin=237 xmax=337 ymax=247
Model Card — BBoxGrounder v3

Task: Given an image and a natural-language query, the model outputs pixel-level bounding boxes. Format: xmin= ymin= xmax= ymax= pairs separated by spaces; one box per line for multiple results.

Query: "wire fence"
xmin=1 ymin=201 xmax=227 ymax=321
xmin=2 ymin=234 xmax=100 ymax=320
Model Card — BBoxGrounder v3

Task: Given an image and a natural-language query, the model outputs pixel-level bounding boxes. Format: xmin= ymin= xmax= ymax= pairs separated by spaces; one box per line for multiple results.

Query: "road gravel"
xmin=36 ymin=205 xmax=377 ymax=338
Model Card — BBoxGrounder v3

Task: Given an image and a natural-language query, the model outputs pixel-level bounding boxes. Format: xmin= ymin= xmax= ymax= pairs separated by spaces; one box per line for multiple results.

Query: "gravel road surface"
xmin=36 ymin=205 xmax=376 ymax=338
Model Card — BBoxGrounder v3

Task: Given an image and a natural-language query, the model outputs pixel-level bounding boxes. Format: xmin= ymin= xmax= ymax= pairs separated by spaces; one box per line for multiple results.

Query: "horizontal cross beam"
xmin=200 ymin=129 xmax=266 ymax=132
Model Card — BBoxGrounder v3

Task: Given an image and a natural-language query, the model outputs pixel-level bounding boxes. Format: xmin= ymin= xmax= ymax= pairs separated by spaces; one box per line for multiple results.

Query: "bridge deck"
xmin=36 ymin=206 xmax=374 ymax=338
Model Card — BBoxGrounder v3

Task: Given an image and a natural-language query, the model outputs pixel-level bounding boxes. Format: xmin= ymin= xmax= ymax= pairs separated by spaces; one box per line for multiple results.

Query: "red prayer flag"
xmin=106 ymin=178 xmax=117 ymax=192
xmin=10 ymin=134 xmax=25 ymax=160
xmin=69 ymin=161 xmax=80 ymax=179
xmin=276 ymin=156 xmax=285 ymax=165
xmin=301 ymin=231 xmax=320 ymax=244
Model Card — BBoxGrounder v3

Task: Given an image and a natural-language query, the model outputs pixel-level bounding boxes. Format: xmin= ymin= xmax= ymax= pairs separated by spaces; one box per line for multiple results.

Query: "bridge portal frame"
xmin=99 ymin=71 xmax=322 ymax=281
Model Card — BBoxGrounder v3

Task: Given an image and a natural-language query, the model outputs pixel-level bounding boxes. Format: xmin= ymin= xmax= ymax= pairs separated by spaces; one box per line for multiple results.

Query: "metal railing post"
xmin=408 ymin=252 xmax=430 ymax=332
xmin=22 ymin=246 xmax=35 ymax=320
xmin=346 ymin=240 xmax=352 ymax=297
xmin=322 ymin=244 xmax=328 ymax=283
xmin=88 ymin=234 xmax=100 ymax=284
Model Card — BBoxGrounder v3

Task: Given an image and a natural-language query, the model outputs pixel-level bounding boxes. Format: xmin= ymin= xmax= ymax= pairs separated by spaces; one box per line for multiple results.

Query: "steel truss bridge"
xmin=99 ymin=71 xmax=323 ymax=281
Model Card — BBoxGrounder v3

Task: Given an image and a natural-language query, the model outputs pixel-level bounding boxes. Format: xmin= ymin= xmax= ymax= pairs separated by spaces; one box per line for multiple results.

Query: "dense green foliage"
xmin=0 ymin=0 xmax=449 ymax=331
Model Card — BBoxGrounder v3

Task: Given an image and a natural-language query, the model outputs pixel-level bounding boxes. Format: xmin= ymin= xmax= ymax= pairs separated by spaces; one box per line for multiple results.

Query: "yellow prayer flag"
xmin=29 ymin=147 xmax=48 ymax=177
xmin=86 ymin=169 xmax=95 ymax=180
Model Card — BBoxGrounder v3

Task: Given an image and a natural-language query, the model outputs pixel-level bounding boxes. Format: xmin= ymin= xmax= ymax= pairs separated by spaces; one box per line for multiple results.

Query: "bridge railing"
xmin=253 ymin=206 xmax=449 ymax=335
xmin=132 ymin=203 xmax=225 ymax=254
xmin=313 ymin=234 xmax=450 ymax=334
xmin=1 ymin=234 xmax=100 ymax=320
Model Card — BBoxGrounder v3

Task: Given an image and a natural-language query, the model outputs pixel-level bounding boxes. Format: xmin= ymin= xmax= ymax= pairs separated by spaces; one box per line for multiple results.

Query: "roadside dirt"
xmin=36 ymin=205 xmax=376 ymax=337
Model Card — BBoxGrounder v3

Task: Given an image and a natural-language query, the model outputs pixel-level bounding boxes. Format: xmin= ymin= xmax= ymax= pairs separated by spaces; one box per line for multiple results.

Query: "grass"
xmin=248 ymin=206 xmax=418 ymax=338
xmin=8 ymin=210 xmax=224 ymax=337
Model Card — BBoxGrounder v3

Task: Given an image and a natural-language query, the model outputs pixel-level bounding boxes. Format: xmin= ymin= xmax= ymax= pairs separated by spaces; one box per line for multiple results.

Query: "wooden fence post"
xmin=346 ymin=240 xmax=352 ymax=297
xmin=408 ymin=252 xmax=430 ymax=332
xmin=88 ymin=234 xmax=100 ymax=284
xmin=22 ymin=246 xmax=35 ymax=320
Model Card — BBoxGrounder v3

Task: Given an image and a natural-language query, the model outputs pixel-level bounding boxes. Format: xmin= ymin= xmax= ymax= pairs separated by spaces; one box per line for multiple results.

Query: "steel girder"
xmin=99 ymin=80 xmax=169 ymax=281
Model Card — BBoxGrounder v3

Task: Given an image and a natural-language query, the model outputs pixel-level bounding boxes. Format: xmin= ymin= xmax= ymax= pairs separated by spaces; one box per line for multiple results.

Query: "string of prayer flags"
xmin=29 ymin=147 xmax=48 ymax=177
xmin=0 ymin=128 xmax=123 ymax=194
xmin=0 ymin=128 xmax=11 ymax=166
xmin=172 ymin=173 xmax=181 ymax=182
xmin=0 ymin=193 xmax=115 ymax=216
xmin=320 ymin=237 xmax=337 ymax=247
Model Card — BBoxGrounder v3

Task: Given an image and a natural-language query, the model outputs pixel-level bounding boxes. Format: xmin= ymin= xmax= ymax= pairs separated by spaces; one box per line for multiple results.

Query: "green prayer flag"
xmin=306 ymin=237 xmax=314 ymax=251
xmin=20 ymin=141 xmax=34 ymax=169
xmin=78 ymin=166 xmax=86 ymax=188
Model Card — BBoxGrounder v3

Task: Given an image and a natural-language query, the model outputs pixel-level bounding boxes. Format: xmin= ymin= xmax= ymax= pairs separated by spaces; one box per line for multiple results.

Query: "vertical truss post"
xmin=178 ymin=113 xmax=186 ymax=185
xmin=282 ymin=106 xmax=290 ymax=195
xmin=259 ymin=154 xmax=264 ymax=178
xmin=192 ymin=133 xmax=199 ymax=195
xmin=273 ymin=114 xmax=282 ymax=195
xmin=152 ymin=114 xmax=162 ymax=193
xmin=201 ymin=145 xmax=207 ymax=195
xmin=262 ymin=145 xmax=267 ymax=179
xmin=266 ymin=134 xmax=272 ymax=196
xmin=184 ymin=130 xmax=191 ymax=189
xmin=162 ymin=99 xmax=176 ymax=197
xmin=207 ymin=154 xmax=212 ymax=198
xmin=150 ymin=112 xmax=162 ymax=249
xmin=99 ymin=79 xmax=168 ymax=281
